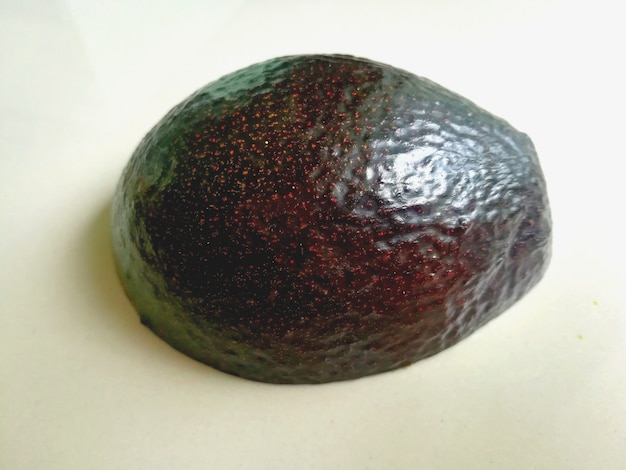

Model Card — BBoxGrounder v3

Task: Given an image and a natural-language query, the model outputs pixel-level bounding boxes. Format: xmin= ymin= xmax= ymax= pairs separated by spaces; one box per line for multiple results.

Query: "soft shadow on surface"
xmin=84 ymin=200 xmax=131 ymax=316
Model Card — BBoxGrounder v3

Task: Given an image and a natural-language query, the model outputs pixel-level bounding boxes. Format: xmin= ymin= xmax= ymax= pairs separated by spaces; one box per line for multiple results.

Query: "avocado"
xmin=111 ymin=55 xmax=551 ymax=384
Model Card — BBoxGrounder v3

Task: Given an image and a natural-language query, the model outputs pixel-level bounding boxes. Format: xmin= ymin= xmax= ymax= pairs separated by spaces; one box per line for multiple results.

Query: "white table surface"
xmin=2 ymin=1 xmax=625 ymax=469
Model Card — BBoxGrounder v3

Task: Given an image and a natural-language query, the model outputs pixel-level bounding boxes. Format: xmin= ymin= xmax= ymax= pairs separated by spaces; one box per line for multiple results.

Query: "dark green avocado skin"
xmin=111 ymin=55 xmax=551 ymax=384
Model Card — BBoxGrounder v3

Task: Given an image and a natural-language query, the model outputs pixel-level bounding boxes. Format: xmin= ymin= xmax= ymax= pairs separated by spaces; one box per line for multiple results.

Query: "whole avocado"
xmin=111 ymin=55 xmax=551 ymax=384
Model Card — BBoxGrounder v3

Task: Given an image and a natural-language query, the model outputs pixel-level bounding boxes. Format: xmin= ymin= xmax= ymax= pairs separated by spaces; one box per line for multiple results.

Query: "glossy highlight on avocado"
xmin=111 ymin=55 xmax=551 ymax=384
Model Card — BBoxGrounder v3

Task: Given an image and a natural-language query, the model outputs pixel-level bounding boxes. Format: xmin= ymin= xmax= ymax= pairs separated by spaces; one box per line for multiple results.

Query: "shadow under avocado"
xmin=84 ymin=200 xmax=132 ymax=316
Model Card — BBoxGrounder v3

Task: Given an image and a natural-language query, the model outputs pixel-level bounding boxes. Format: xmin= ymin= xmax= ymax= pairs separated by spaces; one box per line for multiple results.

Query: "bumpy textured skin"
xmin=111 ymin=55 xmax=551 ymax=384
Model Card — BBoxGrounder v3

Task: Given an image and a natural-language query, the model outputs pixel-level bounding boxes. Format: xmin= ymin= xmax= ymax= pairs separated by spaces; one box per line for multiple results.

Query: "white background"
xmin=1 ymin=1 xmax=625 ymax=469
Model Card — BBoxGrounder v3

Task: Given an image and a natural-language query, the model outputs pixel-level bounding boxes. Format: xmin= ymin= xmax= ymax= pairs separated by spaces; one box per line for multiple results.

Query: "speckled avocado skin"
xmin=111 ymin=55 xmax=551 ymax=384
